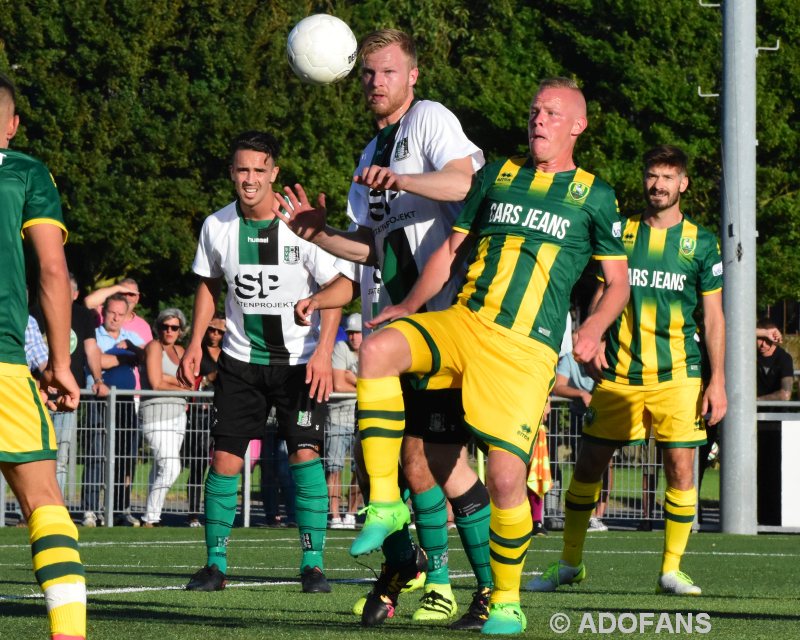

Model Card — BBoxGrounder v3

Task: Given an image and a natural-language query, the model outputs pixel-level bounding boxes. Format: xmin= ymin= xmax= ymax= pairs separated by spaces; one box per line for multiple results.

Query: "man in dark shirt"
xmin=756 ymin=319 xmax=794 ymax=400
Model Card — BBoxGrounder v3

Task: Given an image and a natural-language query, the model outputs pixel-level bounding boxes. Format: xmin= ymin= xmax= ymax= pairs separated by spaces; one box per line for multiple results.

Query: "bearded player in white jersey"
xmin=278 ymin=29 xmax=493 ymax=630
xmin=179 ymin=131 xmax=348 ymax=595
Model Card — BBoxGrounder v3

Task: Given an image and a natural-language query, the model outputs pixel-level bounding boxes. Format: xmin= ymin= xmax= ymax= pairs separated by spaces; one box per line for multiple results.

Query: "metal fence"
xmin=2 ymin=392 xmax=695 ymax=528
xmin=540 ymin=401 xmax=670 ymax=528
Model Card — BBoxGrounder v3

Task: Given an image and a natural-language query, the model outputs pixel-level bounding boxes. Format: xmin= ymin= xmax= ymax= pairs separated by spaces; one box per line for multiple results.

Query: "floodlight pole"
xmin=720 ymin=0 xmax=758 ymax=534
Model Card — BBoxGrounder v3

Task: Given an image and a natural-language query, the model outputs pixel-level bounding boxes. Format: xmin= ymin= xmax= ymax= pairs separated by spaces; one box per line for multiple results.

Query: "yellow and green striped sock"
xmin=357 ymin=377 xmax=404 ymax=503
xmin=562 ymin=478 xmax=601 ymax=567
xmin=29 ymin=505 xmax=86 ymax=640
xmin=488 ymin=500 xmax=531 ymax=604
xmin=662 ymin=486 xmax=696 ymax=574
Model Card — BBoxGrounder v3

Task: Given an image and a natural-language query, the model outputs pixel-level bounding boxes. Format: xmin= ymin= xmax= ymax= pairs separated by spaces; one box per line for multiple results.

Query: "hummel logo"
xmin=247 ymin=237 xmax=268 ymax=243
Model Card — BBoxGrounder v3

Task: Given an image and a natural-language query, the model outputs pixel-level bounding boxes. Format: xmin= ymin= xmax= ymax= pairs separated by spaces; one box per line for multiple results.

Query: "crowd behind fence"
xmin=2 ymin=391 xmax=704 ymax=528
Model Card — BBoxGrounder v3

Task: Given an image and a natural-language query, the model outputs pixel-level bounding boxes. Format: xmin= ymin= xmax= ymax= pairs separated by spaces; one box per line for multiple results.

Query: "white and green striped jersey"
xmin=192 ymin=201 xmax=344 ymax=365
xmin=346 ymin=99 xmax=484 ymax=313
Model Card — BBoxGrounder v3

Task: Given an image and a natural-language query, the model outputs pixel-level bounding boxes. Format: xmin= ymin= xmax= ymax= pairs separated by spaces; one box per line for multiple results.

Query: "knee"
xmin=359 ymin=331 xmax=410 ymax=378
xmin=358 ymin=336 xmax=392 ymax=378
xmin=486 ymin=471 xmax=520 ymax=499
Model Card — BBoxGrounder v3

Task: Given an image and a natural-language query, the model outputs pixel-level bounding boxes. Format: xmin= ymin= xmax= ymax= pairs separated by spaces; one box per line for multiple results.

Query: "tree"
xmin=2 ymin=0 xmax=798 ymax=316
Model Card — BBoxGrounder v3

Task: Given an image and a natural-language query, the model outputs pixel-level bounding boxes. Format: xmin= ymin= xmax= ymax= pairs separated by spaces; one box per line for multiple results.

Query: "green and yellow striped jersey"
xmin=0 ymin=149 xmax=65 ymax=366
xmin=603 ymin=213 xmax=723 ymax=385
xmin=453 ymin=155 xmax=626 ymax=354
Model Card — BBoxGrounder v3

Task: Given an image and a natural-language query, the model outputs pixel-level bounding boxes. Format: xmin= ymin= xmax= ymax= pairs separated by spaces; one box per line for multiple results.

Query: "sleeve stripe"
xmin=21 ymin=218 xmax=68 ymax=244
xmin=701 ymin=287 xmax=722 ymax=296
xmin=452 ymin=225 xmax=471 ymax=235
xmin=592 ymin=254 xmax=627 ymax=261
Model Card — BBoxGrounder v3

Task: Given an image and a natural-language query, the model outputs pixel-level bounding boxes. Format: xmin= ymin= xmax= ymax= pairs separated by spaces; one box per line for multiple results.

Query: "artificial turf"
xmin=0 ymin=525 xmax=796 ymax=639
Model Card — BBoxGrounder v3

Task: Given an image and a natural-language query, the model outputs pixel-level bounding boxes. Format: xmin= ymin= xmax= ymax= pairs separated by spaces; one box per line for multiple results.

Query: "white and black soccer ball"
xmin=287 ymin=14 xmax=357 ymax=85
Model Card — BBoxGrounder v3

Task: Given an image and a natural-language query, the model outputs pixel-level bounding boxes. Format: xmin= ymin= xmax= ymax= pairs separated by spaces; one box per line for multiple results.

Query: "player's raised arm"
xmin=354 ymin=155 xmax=476 ymax=201
xmin=274 ymin=183 xmax=377 ymax=265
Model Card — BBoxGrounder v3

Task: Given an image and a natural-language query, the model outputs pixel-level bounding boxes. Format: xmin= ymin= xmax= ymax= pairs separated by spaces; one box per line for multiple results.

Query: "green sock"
xmin=290 ymin=457 xmax=328 ymax=571
xmin=452 ymin=481 xmax=493 ymax=589
xmin=410 ymin=485 xmax=449 ymax=585
xmin=204 ymin=469 xmax=239 ymax=574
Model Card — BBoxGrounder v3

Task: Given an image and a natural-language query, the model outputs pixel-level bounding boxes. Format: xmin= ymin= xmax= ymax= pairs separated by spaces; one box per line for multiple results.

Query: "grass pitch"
xmin=0 ymin=525 xmax=797 ymax=639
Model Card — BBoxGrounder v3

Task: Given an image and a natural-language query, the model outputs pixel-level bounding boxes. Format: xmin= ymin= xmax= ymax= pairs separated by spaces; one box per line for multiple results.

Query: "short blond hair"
xmin=537 ymin=77 xmax=581 ymax=92
xmin=359 ymin=29 xmax=417 ymax=67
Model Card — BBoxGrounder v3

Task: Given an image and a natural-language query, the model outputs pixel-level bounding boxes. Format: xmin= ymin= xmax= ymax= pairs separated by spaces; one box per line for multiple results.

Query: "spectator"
xmin=527 ymin=402 xmax=552 ymax=537
xmin=756 ymin=319 xmax=794 ymax=400
xmin=85 ymin=277 xmax=153 ymax=344
xmin=34 ymin=273 xmax=107 ymax=495
xmin=81 ymin=293 xmax=145 ymax=527
xmin=185 ymin=311 xmax=225 ymax=527
xmin=140 ymin=308 xmax=190 ymax=527
xmin=551 ymin=347 xmax=610 ymax=532
xmin=328 ymin=313 xmax=360 ymax=528
xmin=24 ymin=314 xmax=48 ymax=377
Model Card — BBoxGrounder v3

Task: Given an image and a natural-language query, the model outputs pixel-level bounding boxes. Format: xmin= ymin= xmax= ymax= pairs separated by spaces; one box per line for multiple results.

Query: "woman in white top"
xmin=140 ymin=308 xmax=190 ymax=526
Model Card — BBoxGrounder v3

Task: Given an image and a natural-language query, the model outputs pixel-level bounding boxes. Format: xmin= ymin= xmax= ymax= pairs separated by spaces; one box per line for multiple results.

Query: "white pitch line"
xmin=0 ymin=572 xmax=485 ymax=602
xmin=1 ymin=538 xmax=796 ymax=559
xmin=1 ymin=535 xmax=797 ymax=561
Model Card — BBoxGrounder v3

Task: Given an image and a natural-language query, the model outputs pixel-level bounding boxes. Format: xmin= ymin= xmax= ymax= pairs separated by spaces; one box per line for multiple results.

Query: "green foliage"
xmin=2 ymin=0 xmax=798 ymax=315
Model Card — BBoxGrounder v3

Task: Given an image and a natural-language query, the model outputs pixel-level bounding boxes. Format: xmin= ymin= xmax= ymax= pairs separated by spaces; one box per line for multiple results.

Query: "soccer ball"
xmin=287 ymin=14 xmax=358 ymax=85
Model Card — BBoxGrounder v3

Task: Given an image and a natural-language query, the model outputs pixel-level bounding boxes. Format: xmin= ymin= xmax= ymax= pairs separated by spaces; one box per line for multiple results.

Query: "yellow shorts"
xmin=583 ymin=377 xmax=706 ymax=449
xmin=0 ymin=363 xmax=57 ymax=463
xmin=388 ymin=304 xmax=557 ymax=463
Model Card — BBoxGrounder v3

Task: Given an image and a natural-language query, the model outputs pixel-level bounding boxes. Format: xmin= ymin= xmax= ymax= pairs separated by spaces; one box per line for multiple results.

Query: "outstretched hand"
xmin=365 ymin=302 xmax=415 ymax=330
xmin=273 ymin=183 xmax=328 ymax=242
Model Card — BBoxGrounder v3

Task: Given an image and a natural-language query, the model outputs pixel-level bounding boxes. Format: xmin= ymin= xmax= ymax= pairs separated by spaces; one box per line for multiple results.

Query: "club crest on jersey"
xmin=283 ymin=246 xmax=300 ymax=264
xmin=679 ymin=236 xmax=696 ymax=257
xmin=568 ymin=181 xmax=590 ymax=203
xmin=394 ymin=136 xmax=410 ymax=161
xmin=297 ymin=411 xmax=312 ymax=428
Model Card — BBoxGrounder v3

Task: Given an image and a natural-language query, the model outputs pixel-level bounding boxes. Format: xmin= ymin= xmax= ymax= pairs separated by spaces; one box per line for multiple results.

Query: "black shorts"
xmin=212 ymin=352 xmax=326 ymax=457
xmin=401 ymin=376 xmax=469 ymax=446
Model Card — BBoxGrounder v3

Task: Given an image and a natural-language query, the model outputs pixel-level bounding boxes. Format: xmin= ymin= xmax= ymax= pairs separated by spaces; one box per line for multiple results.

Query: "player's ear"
xmin=570 ymin=116 xmax=588 ymax=136
xmin=679 ymin=173 xmax=689 ymax=194
xmin=271 ymin=165 xmax=280 ymax=184
xmin=5 ymin=113 xmax=18 ymax=143
xmin=408 ymin=66 xmax=419 ymax=88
